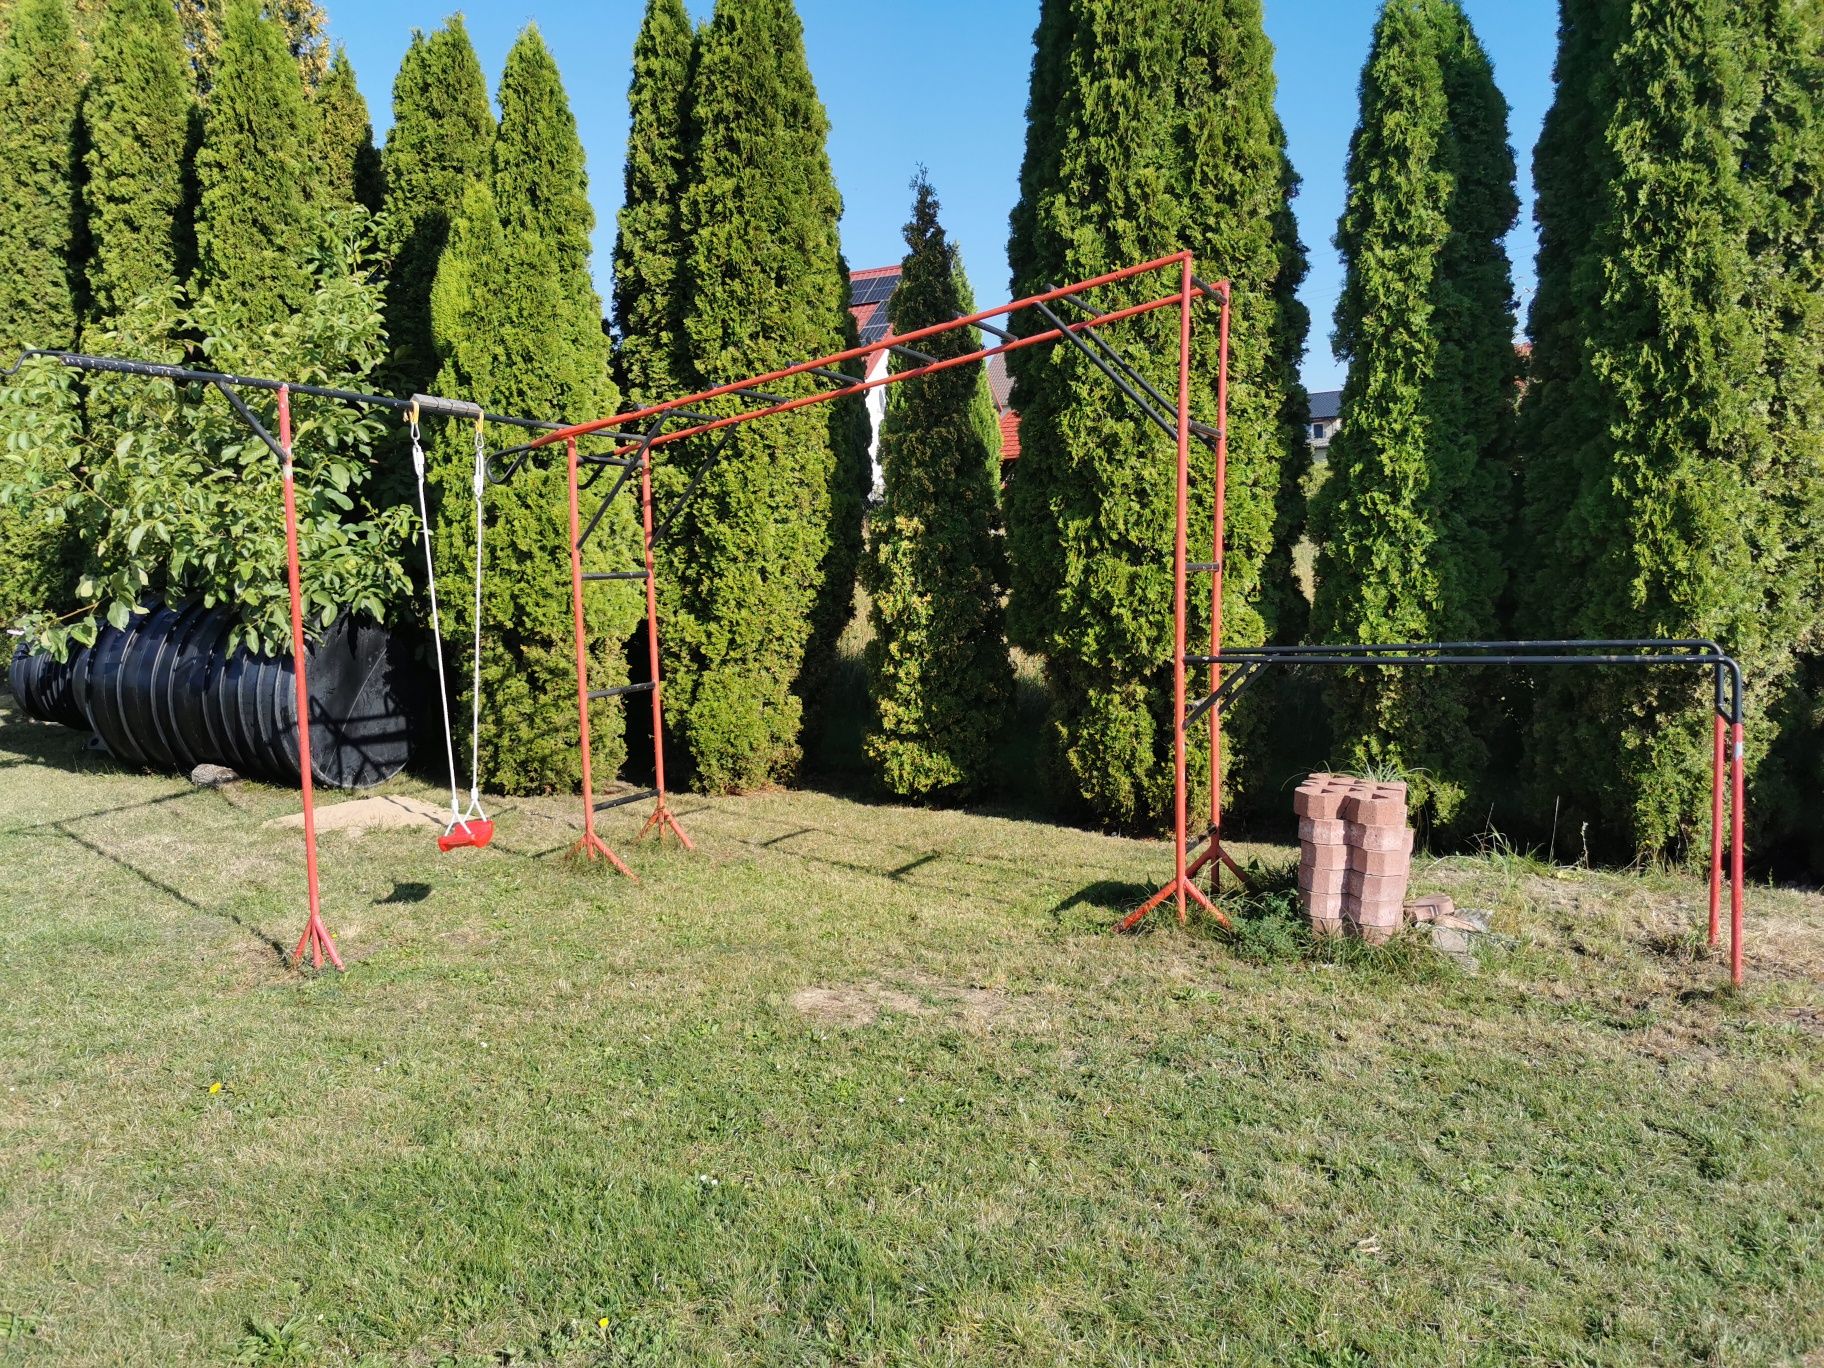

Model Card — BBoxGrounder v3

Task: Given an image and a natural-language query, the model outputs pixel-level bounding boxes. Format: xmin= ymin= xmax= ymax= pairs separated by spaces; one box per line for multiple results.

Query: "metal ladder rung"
xmin=594 ymin=787 xmax=659 ymax=812
xmin=1190 ymin=562 xmax=1220 ymax=573
xmin=582 ymin=570 xmax=650 ymax=581
xmin=587 ymin=682 xmax=657 ymax=701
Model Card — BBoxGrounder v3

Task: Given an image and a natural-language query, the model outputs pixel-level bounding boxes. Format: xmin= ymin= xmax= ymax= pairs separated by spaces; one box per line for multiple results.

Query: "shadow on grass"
xmin=51 ymin=821 xmax=289 ymax=964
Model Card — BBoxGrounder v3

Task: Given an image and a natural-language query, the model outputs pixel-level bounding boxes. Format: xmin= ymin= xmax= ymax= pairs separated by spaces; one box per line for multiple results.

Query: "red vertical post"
xmin=565 ymin=436 xmax=634 ymax=877
xmin=1729 ymin=719 xmax=1745 ymax=986
xmin=1122 ymin=254 xmax=1222 ymax=933
xmin=1709 ymin=711 xmax=1724 ymax=946
xmin=636 ymin=443 xmax=691 ymax=848
xmin=1170 ymin=256 xmax=1194 ymax=923
xmin=1208 ymin=283 xmax=1231 ymax=893
xmin=279 ymin=386 xmax=343 ymax=972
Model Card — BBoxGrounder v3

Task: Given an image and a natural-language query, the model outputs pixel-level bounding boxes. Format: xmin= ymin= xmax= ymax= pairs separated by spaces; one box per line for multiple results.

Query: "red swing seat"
xmin=438 ymin=818 xmax=495 ymax=852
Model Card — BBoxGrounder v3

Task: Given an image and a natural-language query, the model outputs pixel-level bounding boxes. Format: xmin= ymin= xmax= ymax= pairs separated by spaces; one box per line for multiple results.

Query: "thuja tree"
xmin=308 ymin=45 xmax=382 ymax=214
xmin=178 ymin=0 xmax=327 ymax=92
xmin=0 ymin=0 xmax=83 ymax=355
xmin=1512 ymin=0 xmax=1618 ymax=637
xmin=1308 ymin=0 xmax=1518 ymax=831
xmin=426 ymin=26 xmax=639 ymax=794
xmin=1004 ymin=0 xmax=1310 ymax=828
xmin=1732 ymin=0 xmax=1824 ymax=867
xmin=0 ymin=0 xmax=85 ymax=625
xmin=191 ymin=0 xmax=315 ymax=322
xmin=862 ymin=177 xmax=1012 ymax=799
xmin=1516 ymin=0 xmax=1803 ymax=858
xmin=665 ymin=0 xmax=866 ymax=791
xmin=611 ymin=0 xmax=693 ymax=409
xmin=379 ymin=14 xmax=494 ymax=398
xmin=81 ymin=0 xmax=194 ymax=338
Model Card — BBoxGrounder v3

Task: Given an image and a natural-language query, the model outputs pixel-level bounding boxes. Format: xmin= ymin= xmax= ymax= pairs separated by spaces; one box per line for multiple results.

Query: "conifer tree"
xmin=664 ymin=0 xmax=866 ymax=791
xmin=0 ymin=0 xmax=84 ymax=357
xmin=178 ymin=0 xmax=327 ymax=92
xmin=191 ymin=0 xmax=316 ymax=323
xmin=426 ymin=26 xmax=639 ymax=795
xmin=80 ymin=0 xmax=193 ymax=337
xmin=0 ymin=0 xmax=104 ymax=49
xmin=1003 ymin=0 xmax=1310 ymax=828
xmin=1308 ymin=0 xmax=1518 ymax=830
xmin=611 ymin=0 xmax=693 ymax=409
xmin=308 ymin=45 xmax=382 ymax=214
xmin=1513 ymin=0 xmax=1617 ymax=635
xmin=1724 ymin=0 xmax=1824 ymax=866
xmin=0 ymin=0 xmax=85 ymax=625
xmin=862 ymin=177 xmax=1012 ymax=799
xmin=1516 ymin=0 xmax=1802 ymax=857
xmin=379 ymin=14 xmax=493 ymax=397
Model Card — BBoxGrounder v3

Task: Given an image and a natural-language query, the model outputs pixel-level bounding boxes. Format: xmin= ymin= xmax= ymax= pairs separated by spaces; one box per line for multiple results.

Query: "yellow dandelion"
xmin=597 ymin=1318 xmax=611 ymax=1330
xmin=209 ymin=1081 xmax=223 ymax=1095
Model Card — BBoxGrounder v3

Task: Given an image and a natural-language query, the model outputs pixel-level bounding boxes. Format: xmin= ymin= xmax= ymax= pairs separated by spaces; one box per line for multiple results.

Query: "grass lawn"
xmin=2 ymin=692 xmax=1822 ymax=1366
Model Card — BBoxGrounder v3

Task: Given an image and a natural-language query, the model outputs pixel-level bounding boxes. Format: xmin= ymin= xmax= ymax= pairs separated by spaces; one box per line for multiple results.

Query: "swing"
xmin=409 ymin=401 xmax=494 ymax=851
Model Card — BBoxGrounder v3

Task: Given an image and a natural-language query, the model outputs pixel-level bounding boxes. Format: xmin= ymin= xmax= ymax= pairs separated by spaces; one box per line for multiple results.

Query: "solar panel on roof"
xmin=851 ymin=274 xmax=899 ymax=306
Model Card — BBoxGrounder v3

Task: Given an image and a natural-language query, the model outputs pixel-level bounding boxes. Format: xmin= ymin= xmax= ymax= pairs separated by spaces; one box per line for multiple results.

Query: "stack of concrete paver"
xmin=1294 ymin=773 xmax=1413 ymax=943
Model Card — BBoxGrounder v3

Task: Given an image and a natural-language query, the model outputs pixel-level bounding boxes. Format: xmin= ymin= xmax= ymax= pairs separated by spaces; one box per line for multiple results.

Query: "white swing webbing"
xmin=409 ymin=409 xmax=488 ymax=831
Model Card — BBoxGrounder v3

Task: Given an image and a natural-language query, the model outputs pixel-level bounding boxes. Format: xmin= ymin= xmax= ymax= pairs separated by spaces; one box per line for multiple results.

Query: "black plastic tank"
xmin=7 ymin=638 xmax=88 ymax=729
xmin=8 ymin=602 xmax=413 ymax=789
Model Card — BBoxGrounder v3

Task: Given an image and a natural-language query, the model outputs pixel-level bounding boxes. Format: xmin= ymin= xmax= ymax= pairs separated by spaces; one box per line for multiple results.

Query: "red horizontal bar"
xmin=594 ymin=290 xmax=1207 ymax=463
xmin=530 ymin=250 xmax=1199 ymax=452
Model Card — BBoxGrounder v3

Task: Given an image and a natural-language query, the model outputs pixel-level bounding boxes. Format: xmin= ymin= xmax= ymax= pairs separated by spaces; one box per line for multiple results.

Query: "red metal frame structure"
xmin=517 ymin=246 xmax=1749 ymax=983
xmin=502 ymin=250 xmax=1240 ymax=896
xmin=10 ymin=246 xmax=1752 ymax=985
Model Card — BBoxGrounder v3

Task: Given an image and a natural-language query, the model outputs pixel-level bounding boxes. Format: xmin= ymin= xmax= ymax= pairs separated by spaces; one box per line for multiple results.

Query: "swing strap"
xmin=408 ymin=402 xmax=490 ymax=836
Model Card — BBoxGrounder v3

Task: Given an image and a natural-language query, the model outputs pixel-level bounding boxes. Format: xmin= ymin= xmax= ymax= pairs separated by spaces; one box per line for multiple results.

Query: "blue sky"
xmin=331 ymin=2 xmax=1560 ymax=394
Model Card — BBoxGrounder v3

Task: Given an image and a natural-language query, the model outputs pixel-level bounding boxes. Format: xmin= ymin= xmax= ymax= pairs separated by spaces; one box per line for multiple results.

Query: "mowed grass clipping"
xmin=0 ymin=695 xmax=1821 ymax=1366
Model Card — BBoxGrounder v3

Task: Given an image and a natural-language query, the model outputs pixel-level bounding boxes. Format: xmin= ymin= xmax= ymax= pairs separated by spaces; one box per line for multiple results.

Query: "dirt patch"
xmin=265 ymin=794 xmax=445 ymax=834
xmin=790 ymin=977 xmax=1010 ymax=1030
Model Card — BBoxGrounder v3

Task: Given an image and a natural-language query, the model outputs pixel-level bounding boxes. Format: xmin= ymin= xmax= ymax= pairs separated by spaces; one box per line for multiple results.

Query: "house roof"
xmin=849 ymin=265 xmax=900 ymax=346
xmin=1309 ymin=388 xmax=1343 ymax=422
xmin=998 ymin=408 xmax=1021 ymax=461
xmin=984 ymin=353 xmax=1015 ymax=411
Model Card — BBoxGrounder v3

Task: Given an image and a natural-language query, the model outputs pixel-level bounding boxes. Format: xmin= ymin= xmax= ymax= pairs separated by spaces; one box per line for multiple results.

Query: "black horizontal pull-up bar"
xmin=4 ymin=348 xmax=561 ymax=434
xmin=1187 ymin=640 xmax=1744 ymax=723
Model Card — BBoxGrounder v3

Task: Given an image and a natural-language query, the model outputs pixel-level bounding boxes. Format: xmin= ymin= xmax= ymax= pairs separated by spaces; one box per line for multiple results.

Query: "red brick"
xmin=1344 ymin=868 xmax=1410 ymax=901
xmin=1342 ymin=820 xmax=1413 ymax=853
xmin=1405 ymin=893 xmax=1455 ymax=924
xmin=1347 ymin=848 xmax=1411 ymax=877
xmin=1293 ymin=782 xmax=1351 ymax=820
xmin=1300 ymin=889 xmax=1345 ymax=919
xmin=1297 ymin=816 xmax=1346 ymax=844
xmin=1351 ymin=795 xmax=1407 ymax=827
xmin=1300 ymin=840 xmax=1349 ymax=872
xmin=1296 ymin=862 xmax=1346 ymax=893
